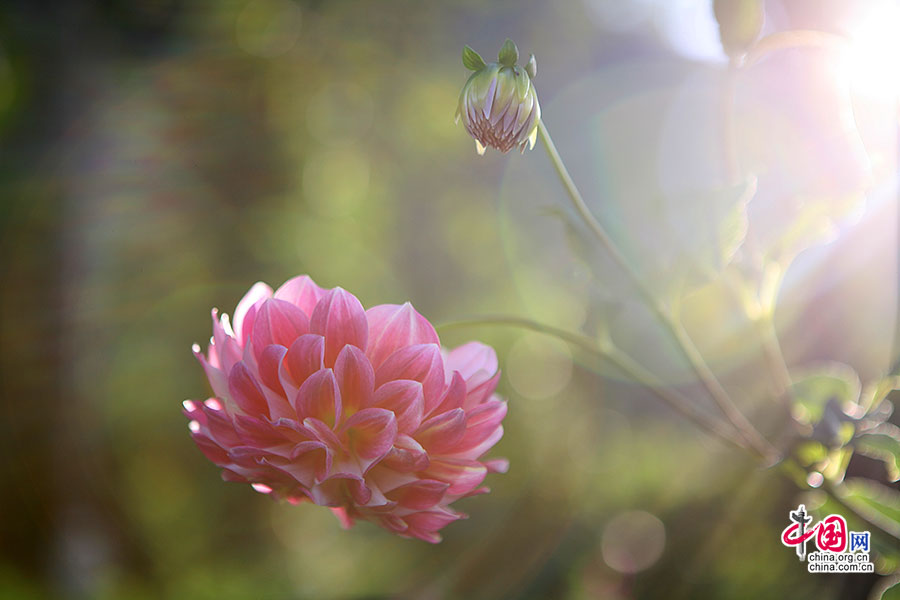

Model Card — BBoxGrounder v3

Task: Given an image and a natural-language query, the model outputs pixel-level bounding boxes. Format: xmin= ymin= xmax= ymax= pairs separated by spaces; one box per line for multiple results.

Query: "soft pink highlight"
xmin=185 ymin=275 xmax=507 ymax=543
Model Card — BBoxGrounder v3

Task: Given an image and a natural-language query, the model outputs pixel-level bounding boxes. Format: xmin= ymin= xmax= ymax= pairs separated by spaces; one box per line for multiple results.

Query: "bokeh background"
xmin=1 ymin=0 xmax=898 ymax=598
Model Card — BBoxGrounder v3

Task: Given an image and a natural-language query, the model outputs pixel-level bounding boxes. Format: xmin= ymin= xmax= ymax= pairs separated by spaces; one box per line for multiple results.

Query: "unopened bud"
xmin=713 ymin=0 xmax=764 ymax=58
xmin=456 ymin=39 xmax=541 ymax=155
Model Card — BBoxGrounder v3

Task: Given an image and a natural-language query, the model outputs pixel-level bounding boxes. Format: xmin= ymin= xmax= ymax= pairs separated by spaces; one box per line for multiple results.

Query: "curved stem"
xmin=537 ymin=120 xmax=777 ymax=462
xmin=437 ymin=316 xmax=748 ymax=449
xmin=437 ymin=315 xmax=602 ymax=357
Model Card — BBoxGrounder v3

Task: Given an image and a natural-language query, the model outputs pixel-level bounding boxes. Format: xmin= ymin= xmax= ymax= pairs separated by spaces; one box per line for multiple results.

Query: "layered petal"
xmin=274 ymin=275 xmax=326 ymax=317
xmin=295 ymin=369 xmax=342 ymax=427
xmin=365 ymin=303 xmax=439 ymax=369
xmin=342 ymin=408 xmax=398 ymax=463
xmin=186 ymin=275 xmax=507 ymax=543
xmin=228 ymin=362 xmax=269 ymax=417
xmin=415 ymin=408 xmax=467 ymax=454
xmin=233 ymin=282 xmax=273 ymax=345
xmin=373 ymin=380 xmax=424 ymax=433
xmin=310 ymin=287 xmax=369 ymax=366
xmin=285 ymin=334 xmax=326 ymax=387
xmin=251 ymin=299 xmax=309 ymax=356
xmin=334 ymin=345 xmax=375 ymax=415
xmin=375 ymin=344 xmax=445 ymax=415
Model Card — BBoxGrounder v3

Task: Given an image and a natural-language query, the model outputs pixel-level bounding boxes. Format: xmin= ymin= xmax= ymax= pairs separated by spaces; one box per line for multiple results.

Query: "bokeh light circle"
xmin=601 ymin=510 xmax=666 ymax=574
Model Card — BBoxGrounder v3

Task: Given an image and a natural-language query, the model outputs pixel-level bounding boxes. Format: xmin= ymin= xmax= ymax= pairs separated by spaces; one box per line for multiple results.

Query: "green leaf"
xmin=790 ymin=362 xmax=860 ymax=425
xmin=498 ymin=38 xmax=518 ymax=67
xmin=810 ymin=490 xmax=900 ymax=574
xmin=525 ymin=53 xmax=537 ymax=78
xmin=462 ymin=45 xmax=486 ymax=71
xmin=876 ymin=580 xmax=900 ymax=600
xmin=663 ymin=178 xmax=754 ymax=288
xmin=838 ymin=478 xmax=900 ymax=539
xmin=856 ymin=423 xmax=900 ymax=482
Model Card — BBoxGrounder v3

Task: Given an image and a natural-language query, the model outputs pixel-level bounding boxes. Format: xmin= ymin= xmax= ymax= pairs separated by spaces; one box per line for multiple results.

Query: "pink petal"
xmin=303 ymin=417 xmax=344 ymax=451
xmin=373 ymin=380 xmax=424 ymax=433
xmin=381 ymin=434 xmax=430 ymax=472
xmin=334 ymin=345 xmax=375 ymax=415
xmin=309 ymin=472 xmax=363 ymax=506
xmin=454 ymin=400 xmax=507 ymax=453
xmin=385 ymin=479 xmax=449 ymax=510
xmin=193 ymin=345 xmax=229 ymax=400
xmin=233 ymin=413 xmax=288 ymax=448
xmin=200 ymin=402 xmax=241 ymax=447
xmin=415 ymin=408 xmax=466 ymax=454
xmin=285 ymin=443 xmax=332 ymax=484
xmin=251 ymin=299 xmax=310 ymax=357
xmin=295 ymin=369 xmax=341 ymax=427
xmin=464 ymin=371 xmax=501 ymax=410
xmin=445 ymin=341 xmax=498 ymax=380
xmin=451 ymin=425 xmax=504 ymax=461
xmin=379 ymin=514 xmax=409 ymax=533
xmin=233 ymin=282 xmax=273 ymax=345
xmin=211 ymin=309 xmax=241 ymax=374
xmin=404 ymin=510 xmax=462 ymax=543
xmin=331 ymin=506 xmax=354 ymax=529
xmin=228 ymin=362 xmax=269 ymax=417
xmin=347 ymin=479 xmax=372 ymax=505
xmin=484 ymin=458 xmax=509 ymax=474
xmin=289 ymin=439 xmax=328 ymax=459
xmin=262 ymin=455 xmax=321 ymax=490
xmin=342 ymin=408 xmax=398 ymax=462
xmin=365 ymin=303 xmax=439 ymax=369
xmin=424 ymin=458 xmax=487 ymax=496
xmin=284 ymin=334 xmax=325 ymax=386
xmin=310 ymin=287 xmax=369 ymax=366
xmin=274 ymin=275 xmax=326 ymax=317
xmin=375 ymin=344 xmax=445 ymax=414
xmin=191 ymin=433 xmax=230 ymax=464
xmin=257 ymin=344 xmax=288 ymax=394
xmin=430 ymin=371 xmax=466 ymax=415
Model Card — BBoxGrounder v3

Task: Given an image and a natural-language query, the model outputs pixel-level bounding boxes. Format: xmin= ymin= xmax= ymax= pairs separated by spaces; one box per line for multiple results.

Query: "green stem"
xmin=718 ymin=58 xmax=794 ymax=407
xmin=537 ymin=119 xmax=777 ymax=462
xmin=758 ymin=314 xmax=793 ymax=399
xmin=437 ymin=315 xmax=601 ymax=356
xmin=437 ymin=316 xmax=748 ymax=450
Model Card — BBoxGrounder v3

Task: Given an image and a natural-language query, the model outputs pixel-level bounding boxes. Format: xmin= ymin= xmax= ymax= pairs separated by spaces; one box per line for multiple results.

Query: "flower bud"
xmin=713 ymin=0 xmax=764 ymax=58
xmin=456 ymin=40 xmax=541 ymax=155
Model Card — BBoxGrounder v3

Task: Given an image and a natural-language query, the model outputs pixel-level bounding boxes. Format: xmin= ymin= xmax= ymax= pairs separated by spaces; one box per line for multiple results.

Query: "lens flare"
xmin=842 ymin=1 xmax=900 ymax=99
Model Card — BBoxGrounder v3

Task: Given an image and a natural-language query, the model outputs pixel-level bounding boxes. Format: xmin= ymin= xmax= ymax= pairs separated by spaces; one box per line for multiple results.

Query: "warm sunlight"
xmin=844 ymin=1 xmax=900 ymax=99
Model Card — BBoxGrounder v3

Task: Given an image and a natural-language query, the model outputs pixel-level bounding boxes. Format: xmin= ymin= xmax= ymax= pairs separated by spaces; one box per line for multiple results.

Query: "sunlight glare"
xmin=844 ymin=1 xmax=900 ymax=99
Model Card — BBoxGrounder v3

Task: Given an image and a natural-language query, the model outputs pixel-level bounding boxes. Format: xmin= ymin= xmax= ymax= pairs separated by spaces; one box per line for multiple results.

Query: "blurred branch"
xmin=717 ymin=56 xmax=795 ymax=408
xmin=537 ymin=120 xmax=778 ymax=462
xmin=825 ymin=481 xmax=900 ymax=541
xmin=437 ymin=316 xmax=749 ymax=450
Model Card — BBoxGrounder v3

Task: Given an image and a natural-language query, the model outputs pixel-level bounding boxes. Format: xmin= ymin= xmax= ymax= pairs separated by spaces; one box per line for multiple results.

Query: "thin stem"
xmin=721 ymin=57 xmax=741 ymax=185
xmin=825 ymin=481 xmax=900 ymax=541
xmin=437 ymin=315 xmax=601 ymax=357
xmin=537 ymin=120 xmax=777 ymax=462
xmin=604 ymin=347 xmax=749 ymax=449
xmin=758 ymin=315 xmax=793 ymax=398
xmin=718 ymin=58 xmax=794 ymax=406
xmin=437 ymin=316 xmax=748 ymax=449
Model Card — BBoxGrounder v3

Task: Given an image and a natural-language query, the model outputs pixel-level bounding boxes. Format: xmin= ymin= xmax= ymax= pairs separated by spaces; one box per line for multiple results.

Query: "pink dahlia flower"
xmin=183 ymin=275 xmax=508 ymax=543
